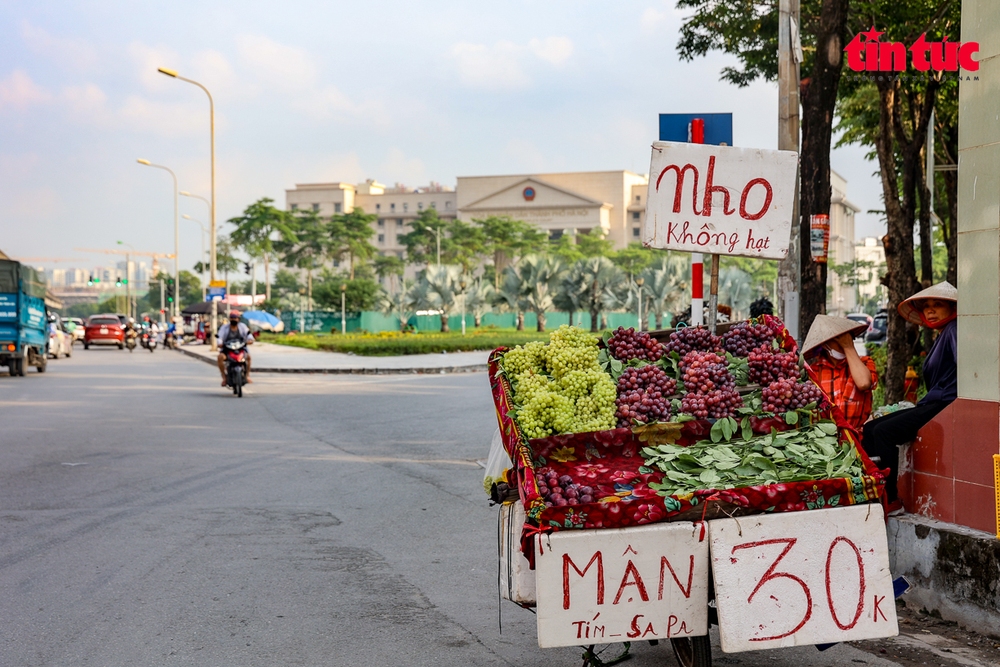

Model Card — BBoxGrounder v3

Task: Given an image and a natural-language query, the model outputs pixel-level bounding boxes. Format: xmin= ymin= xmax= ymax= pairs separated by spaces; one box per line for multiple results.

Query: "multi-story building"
xmin=825 ymin=170 xmax=862 ymax=317
xmin=284 ymin=170 xmax=649 ymax=266
xmin=854 ymin=236 xmax=887 ymax=311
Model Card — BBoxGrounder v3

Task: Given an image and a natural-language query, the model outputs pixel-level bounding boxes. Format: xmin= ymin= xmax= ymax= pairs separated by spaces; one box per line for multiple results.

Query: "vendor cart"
xmin=487 ymin=320 xmax=900 ymax=667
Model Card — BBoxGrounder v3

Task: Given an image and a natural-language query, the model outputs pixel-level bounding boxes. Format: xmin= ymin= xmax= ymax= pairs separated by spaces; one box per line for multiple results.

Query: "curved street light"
xmin=158 ymin=67 xmax=218 ymax=350
xmin=136 ymin=159 xmax=179 ymax=319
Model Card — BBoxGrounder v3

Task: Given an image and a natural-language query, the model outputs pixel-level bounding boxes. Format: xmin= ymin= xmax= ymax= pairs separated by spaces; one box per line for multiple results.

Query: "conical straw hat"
xmin=802 ymin=314 xmax=868 ymax=356
xmin=897 ymin=281 xmax=958 ymax=324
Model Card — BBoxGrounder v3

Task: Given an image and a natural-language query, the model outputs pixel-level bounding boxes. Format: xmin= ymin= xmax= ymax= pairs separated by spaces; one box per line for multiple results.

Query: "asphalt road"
xmin=0 ymin=348 xmax=993 ymax=667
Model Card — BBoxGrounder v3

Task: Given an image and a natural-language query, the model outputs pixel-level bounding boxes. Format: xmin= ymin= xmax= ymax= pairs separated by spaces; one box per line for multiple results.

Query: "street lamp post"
xmin=341 ymin=283 xmax=347 ymax=334
xmin=136 ymin=159 xmax=179 ymax=320
xmin=117 ymin=241 xmax=134 ymax=320
xmin=182 ymin=214 xmax=208 ymax=300
xmin=158 ymin=67 xmax=217 ymax=351
xmin=460 ymin=280 xmax=467 ymax=336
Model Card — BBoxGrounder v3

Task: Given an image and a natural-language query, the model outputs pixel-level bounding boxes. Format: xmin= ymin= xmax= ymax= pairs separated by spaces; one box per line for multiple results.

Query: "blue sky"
xmin=0 ymin=0 xmax=882 ymax=274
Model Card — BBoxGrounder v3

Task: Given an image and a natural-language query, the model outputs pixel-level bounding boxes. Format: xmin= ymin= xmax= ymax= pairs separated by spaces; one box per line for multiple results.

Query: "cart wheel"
xmin=669 ymin=635 xmax=711 ymax=667
xmin=582 ymin=642 xmax=631 ymax=667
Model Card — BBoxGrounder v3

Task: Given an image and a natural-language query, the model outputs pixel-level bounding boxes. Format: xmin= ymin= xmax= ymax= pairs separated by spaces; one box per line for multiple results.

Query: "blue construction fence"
xmin=278 ymin=310 xmax=659 ymax=334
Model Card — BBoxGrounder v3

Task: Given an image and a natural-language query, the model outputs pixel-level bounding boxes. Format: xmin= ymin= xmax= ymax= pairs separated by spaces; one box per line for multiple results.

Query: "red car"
xmin=84 ymin=314 xmax=125 ymax=350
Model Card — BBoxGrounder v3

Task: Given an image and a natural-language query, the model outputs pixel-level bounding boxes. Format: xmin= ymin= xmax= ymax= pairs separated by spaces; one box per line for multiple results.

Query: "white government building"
xmin=285 ymin=170 xmax=651 ymax=259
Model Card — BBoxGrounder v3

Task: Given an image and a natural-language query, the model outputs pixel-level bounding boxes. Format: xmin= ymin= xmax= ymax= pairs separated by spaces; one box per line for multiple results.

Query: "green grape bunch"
xmin=502 ymin=326 xmax=617 ymax=439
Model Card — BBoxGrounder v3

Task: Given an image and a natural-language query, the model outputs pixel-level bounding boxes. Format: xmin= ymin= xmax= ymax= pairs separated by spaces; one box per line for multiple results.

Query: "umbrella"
xmin=242 ymin=310 xmax=284 ymax=332
xmin=182 ymin=301 xmax=232 ymax=315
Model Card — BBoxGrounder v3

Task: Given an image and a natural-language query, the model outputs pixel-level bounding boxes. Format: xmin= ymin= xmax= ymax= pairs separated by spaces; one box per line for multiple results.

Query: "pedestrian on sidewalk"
xmin=803 ymin=315 xmax=877 ymax=433
xmin=861 ymin=282 xmax=958 ymax=513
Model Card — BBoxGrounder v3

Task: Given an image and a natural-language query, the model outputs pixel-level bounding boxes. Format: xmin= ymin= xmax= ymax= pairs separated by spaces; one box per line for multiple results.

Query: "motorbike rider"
xmin=217 ymin=310 xmax=254 ymax=386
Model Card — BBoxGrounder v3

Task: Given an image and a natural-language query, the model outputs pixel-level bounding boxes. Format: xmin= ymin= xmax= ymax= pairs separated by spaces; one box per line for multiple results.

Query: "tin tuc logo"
xmin=844 ymin=28 xmax=979 ymax=72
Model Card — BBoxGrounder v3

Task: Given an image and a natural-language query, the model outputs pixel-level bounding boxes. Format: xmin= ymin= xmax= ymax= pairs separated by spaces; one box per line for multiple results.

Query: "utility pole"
xmin=776 ymin=0 xmax=802 ymax=340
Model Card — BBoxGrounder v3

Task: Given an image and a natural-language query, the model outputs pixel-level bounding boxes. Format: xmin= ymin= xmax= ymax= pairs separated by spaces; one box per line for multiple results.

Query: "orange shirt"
xmin=806 ymin=351 xmax=878 ymax=432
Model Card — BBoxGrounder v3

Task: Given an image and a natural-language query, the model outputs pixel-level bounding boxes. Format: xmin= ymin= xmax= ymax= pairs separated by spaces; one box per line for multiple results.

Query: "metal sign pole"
xmin=708 ymin=254 xmax=720 ymax=334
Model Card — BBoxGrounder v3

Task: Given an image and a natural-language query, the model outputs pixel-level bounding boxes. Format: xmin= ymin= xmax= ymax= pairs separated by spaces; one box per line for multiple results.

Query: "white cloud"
xmin=127 ymin=42 xmax=182 ymax=92
xmin=236 ymin=34 xmax=318 ymax=92
xmin=20 ymin=21 xmax=99 ymax=72
xmin=450 ymin=36 xmax=575 ymax=90
xmin=640 ymin=7 xmax=671 ymax=34
xmin=118 ymin=95 xmax=210 ymax=137
xmin=62 ymin=83 xmax=107 ymax=114
xmin=528 ymin=37 xmax=574 ymax=67
xmin=0 ymin=70 xmax=52 ymax=110
xmin=379 ymin=148 xmax=427 ymax=187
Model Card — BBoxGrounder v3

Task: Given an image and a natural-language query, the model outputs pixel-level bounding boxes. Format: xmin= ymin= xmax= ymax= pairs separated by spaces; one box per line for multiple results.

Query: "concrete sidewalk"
xmin=176 ymin=341 xmax=489 ymax=374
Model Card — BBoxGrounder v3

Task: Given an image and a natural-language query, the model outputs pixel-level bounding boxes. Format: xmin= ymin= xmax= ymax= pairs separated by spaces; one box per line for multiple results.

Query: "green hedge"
xmin=258 ymin=328 xmax=552 ymax=356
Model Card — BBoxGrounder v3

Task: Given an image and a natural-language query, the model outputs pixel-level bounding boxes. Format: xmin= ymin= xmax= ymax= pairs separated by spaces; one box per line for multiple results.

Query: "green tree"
xmin=464 ymin=277 xmax=496 ymax=327
xmin=611 ymin=243 xmax=658 ymax=281
xmin=398 ymin=208 xmax=451 ymax=267
xmin=475 ymin=215 xmax=548 ymax=287
xmin=836 ymin=0 xmax=960 ymax=401
xmin=575 ymin=256 xmax=624 ymax=332
xmin=328 ymin=208 xmax=378 ymax=280
xmin=640 ymin=255 xmax=689 ymax=329
xmin=227 ymin=197 xmax=295 ymax=302
xmin=278 ymin=209 xmax=327 ymax=311
xmin=311 ymin=269 xmax=380 ymax=312
xmin=677 ymin=0 xmax=851 ymax=337
xmin=505 ymin=255 xmax=564 ymax=332
xmin=373 ymin=254 xmax=406 ymax=294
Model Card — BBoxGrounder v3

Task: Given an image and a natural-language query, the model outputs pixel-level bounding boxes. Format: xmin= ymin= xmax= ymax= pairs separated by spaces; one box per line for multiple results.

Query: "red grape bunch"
xmin=663 ymin=326 xmax=722 ymax=356
xmin=761 ymin=378 xmax=825 ymax=413
xmin=722 ymin=321 xmax=775 ymax=356
xmin=678 ymin=350 xmax=743 ymax=419
xmin=615 ymin=365 xmax=677 ymax=427
xmin=606 ymin=326 xmax=665 ymax=362
xmin=747 ymin=344 xmax=799 ymax=385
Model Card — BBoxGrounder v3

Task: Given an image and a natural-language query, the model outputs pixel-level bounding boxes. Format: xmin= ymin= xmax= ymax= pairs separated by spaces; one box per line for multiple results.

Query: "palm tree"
xmin=718 ymin=266 xmax=754 ymax=320
xmin=640 ymin=255 xmax=689 ymax=329
xmin=412 ymin=265 xmax=462 ymax=332
xmin=327 ymin=208 xmax=377 ymax=280
xmin=495 ymin=269 xmax=526 ymax=331
xmin=464 ymin=277 xmax=495 ymax=327
xmin=572 ymin=256 xmax=623 ymax=332
xmin=507 ymin=255 xmax=563 ymax=332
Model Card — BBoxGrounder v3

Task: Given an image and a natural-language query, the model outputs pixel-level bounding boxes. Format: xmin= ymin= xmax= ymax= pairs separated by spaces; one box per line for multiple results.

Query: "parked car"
xmin=845 ymin=312 xmax=873 ymax=336
xmin=66 ymin=317 xmax=86 ymax=343
xmin=865 ymin=309 xmax=888 ymax=345
xmin=47 ymin=313 xmax=73 ymax=358
xmin=84 ymin=314 xmax=125 ymax=350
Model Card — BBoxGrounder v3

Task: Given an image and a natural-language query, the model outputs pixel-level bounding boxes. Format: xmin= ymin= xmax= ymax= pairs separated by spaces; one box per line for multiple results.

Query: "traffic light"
xmin=115 ymin=278 xmax=122 ymax=287
xmin=122 ymin=278 xmax=128 ymax=285
xmin=87 ymin=274 xmax=94 ymax=286
xmin=166 ymin=278 xmax=175 ymax=304
xmin=244 ymin=262 xmax=251 ymax=275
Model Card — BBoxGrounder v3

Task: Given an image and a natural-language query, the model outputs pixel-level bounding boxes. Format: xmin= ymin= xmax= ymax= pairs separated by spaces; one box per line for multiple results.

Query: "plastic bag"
xmin=483 ymin=428 xmax=513 ymax=497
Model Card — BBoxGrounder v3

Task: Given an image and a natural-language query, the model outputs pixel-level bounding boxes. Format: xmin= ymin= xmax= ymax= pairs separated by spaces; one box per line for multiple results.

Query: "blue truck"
xmin=0 ymin=259 xmax=48 ymax=376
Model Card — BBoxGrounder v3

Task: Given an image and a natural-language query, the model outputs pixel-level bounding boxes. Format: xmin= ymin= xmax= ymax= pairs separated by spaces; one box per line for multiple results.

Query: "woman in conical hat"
xmin=862 ymin=282 xmax=958 ymax=515
xmin=802 ymin=315 xmax=877 ymax=433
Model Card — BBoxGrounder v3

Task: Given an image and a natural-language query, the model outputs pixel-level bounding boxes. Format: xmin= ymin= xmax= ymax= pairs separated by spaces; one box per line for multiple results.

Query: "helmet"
xmin=228 ymin=310 xmax=241 ymax=320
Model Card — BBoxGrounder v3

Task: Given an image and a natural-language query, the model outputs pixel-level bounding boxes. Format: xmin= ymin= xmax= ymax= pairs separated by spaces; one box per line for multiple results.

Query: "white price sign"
xmin=643 ymin=142 xmax=798 ymax=259
xmin=535 ymin=523 xmax=709 ymax=649
xmin=709 ymin=504 xmax=898 ymax=653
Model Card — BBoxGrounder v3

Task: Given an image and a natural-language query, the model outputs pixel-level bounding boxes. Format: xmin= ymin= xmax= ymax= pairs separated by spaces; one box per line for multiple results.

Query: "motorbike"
xmin=164 ymin=331 xmax=177 ymax=349
xmin=125 ymin=329 xmax=137 ymax=352
xmin=223 ymin=338 xmax=248 ymax=397
xmin=141 ymin=331 xmax=157 ymax=353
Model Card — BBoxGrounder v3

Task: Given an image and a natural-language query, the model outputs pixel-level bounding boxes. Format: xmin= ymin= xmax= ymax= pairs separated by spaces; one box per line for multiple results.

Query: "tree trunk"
xmin=874 ymin=75 xmax=938 ymax=403
xmin=589 ymin=308 xmax=599 ymax=333
xmin=918 ymin=168 xmax=933 ymax=287
xmin=655 ymin=312 xmax=663 ymax=330
xmin=440 ymin=310 xmax=450 ymax=333
xmin=474 ymin=313 xmax=481 ymax=327
xmin=797 ymin=0 xmax=850 ymax=335
xmin=516 ymin=312 xmax=524 ymax=331
xmin=600 ymin=313 xmax=608 ymax=330
xmin=942 ymin=169 xmax=958 ymax=286
xmin=537 ymin=311 xmax=546 ymax=332
xmin=349 ymin=251 xmax=355 ymax=280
